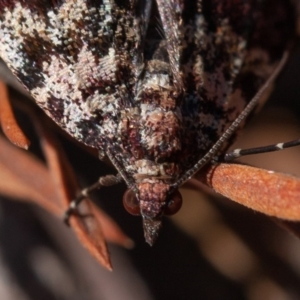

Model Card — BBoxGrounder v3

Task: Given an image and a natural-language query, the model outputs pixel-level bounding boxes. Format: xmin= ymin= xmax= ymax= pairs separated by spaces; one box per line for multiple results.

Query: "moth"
xmin=0 ymin=0 xmax=296 ymax=245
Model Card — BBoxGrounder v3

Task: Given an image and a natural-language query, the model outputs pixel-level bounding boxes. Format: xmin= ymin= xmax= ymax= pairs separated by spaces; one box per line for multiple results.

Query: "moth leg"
xmin=223 ymin=138 xmax=300 ymax=162
xmin=98 ymin=150 xmax=106 ymax=161
xmin=63 ymin=174 xmax=123 ymax=225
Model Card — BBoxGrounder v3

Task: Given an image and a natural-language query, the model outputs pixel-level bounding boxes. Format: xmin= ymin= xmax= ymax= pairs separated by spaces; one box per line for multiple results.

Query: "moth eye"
xmin=164 ymin=190 xmax=182 ymax=216
xmin=123 ymin=189 xmax=141 ymax=216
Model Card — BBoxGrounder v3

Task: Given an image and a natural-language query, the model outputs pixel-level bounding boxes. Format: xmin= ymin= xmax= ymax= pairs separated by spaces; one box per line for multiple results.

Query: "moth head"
xmin=123 ymin=182 xmax=182 ymax=245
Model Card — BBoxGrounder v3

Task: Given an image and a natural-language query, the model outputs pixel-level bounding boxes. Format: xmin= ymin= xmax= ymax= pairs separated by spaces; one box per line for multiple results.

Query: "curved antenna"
xmin=173 ymin=51 xmax=289 ymax=189
xmin=106 ymin=147 xmax=136 ymax=191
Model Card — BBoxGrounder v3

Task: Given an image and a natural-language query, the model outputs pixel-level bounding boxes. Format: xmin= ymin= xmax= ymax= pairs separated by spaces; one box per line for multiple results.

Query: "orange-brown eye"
xmin=164 ymin=190 xmax=182 ymax=216
xmin=123 ymin=189 xmax=141 ymax=216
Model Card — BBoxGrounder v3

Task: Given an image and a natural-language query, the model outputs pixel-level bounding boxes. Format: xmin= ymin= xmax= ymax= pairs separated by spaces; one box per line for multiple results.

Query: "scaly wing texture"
xmin=0 ymin=0 xmax=295 ymax=187
xmin=0 ymin=0 xmax=143 ymax=149
xmin=179 ymin=0 xmax=294 ymax=172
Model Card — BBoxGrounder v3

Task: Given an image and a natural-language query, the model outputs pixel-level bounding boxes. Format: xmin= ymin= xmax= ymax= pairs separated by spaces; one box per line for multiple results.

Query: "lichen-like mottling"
xmin=0 ymin=0 xmax=295 ymax=244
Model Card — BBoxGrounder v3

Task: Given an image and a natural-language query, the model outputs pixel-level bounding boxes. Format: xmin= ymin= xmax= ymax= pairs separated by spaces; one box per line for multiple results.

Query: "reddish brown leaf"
xmin=35 ymin=121 xmax=113 ymax=270
xmin=0 ymin=135 xmax=60 ymax=214
xmin=195 ymin=163 xmax=300 ymax=220
xmin=0 ymin=98 xmax=133 ymax=270
xmin=35 ymin=116 xmax=133 ymax=254
xmin=0 ymin=81 xmax=30 ymax=149
xmin=92 ymin=206 xmax=134 ymax=249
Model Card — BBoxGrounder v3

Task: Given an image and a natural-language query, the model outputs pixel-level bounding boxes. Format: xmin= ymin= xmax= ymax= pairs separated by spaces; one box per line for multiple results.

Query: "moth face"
xmin=123 ymin=184 xmax=182 ymax=245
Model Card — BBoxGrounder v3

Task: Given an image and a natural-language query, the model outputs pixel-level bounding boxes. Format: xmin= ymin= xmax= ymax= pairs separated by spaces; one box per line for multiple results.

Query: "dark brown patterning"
xmin=0 ymin=0 xmax=295 ymax=244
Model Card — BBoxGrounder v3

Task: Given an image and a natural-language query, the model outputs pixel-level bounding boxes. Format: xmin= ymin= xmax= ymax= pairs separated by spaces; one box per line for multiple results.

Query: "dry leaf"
xmin=0 ymin=81 xmax=30 ymax=149
xmin=0 ymin=135 xmax=59 ymax=214
xmin=195 ymin=163 xmax=300 ymax=220
xmin=0 ymin=98 xmax=133 ymax=270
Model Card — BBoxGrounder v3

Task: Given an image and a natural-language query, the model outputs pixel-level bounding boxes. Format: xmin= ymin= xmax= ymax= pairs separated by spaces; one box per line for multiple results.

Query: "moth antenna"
xmin=224 ymin=138 xmax=300 ymax=161
xmin=173 ymin=51 xmax=290 ymax=188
